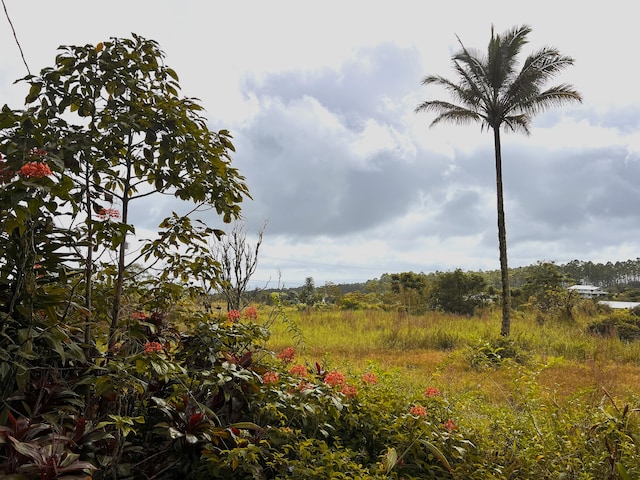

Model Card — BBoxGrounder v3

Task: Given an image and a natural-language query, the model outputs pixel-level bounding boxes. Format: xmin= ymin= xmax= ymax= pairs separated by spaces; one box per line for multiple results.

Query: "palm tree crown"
xmin=416 ymin=24 xmax=582 ymax=133
xmin=416 ymin=25 xmax=582 ymax=336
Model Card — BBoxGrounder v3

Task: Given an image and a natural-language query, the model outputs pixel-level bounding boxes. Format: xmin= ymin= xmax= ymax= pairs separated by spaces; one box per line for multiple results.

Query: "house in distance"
xmin=568 ymin=285 xmax=608 ymax=299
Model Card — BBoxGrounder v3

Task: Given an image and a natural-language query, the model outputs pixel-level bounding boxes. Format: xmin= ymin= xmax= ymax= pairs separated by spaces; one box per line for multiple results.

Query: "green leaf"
xmin=25 ymin=82 xmax=42 ymax=104
xmin=419 ymin=439 xmax=454 ymax=475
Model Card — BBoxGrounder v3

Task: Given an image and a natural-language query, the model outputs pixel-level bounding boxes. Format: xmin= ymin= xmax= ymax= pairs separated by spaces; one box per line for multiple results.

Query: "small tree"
xmin=520 ymin=261 xmax=577 ymax=321
xmin=298 ymin=276 xmax=316 ymax=307
xmin=390 ymin=271 xmax=429 ymax=314
xmin=212 ymin=221 xmax=266 ymax=311
xmin=429 ymin=269 xmax=487 ymax=315
xmin=17 ymin=35 xmax=250 ymax=348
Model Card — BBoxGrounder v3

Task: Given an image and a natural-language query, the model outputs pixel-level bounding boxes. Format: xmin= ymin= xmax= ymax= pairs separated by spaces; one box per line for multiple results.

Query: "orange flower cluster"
xmin=362 ymin=372 xmax=378 ymax=384
xmin=276 ymin=347 xmax=295 ymax=363
xmin=443 ymin=418 xmax=458 ymax=432
xmin=324 ymin=370 xmax=346 ymax=387
xmin=289 ymin=364 xmax=307 ymax=377
xmin=243 ymin=306 xmax=258 ymax=320
xmin=409 ymin=405 xmax=427 ymax=417
xmin=227 ymin=309 xmax=241 ymax=322
xmin=132 ymin=311 xmax=148 ymax=320
xmin=424 ymin=387 xmax=440 ymax=398
xmin=341 ymin=384 xmax=358 ymax=398
xmin=143 ymin=341 xmax=163 ymax=354
xmin=98 ymin=207 xmax=120 ymax=220
xmin=262 ymin=371 xmax=279 ymax=384
xmin=18 ymin=161 xmax=52 ymax=179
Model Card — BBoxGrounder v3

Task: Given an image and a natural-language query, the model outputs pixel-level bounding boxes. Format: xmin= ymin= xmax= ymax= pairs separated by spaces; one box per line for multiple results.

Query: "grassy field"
xmin=265 ymin=306 xmax=640 ymax=405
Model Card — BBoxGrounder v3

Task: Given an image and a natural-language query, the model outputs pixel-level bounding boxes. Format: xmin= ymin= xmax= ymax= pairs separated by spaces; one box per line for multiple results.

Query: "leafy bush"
xmin=465 ymin=337 xmax=530 ymax=370
xmin=587 ymin=310 xmax=640 ymax=341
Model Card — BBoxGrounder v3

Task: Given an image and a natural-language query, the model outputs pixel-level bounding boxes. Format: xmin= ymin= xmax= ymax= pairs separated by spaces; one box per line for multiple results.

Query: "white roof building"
xmin=568 ymin=285 xmax=608 ymax=298
xmin=598 ymin=301 xmax=640 ymax=310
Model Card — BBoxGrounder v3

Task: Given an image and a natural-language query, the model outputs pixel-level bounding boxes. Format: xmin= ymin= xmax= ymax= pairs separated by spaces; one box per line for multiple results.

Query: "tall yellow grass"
xmin=264 ymin=306 xmax=640 ymax=404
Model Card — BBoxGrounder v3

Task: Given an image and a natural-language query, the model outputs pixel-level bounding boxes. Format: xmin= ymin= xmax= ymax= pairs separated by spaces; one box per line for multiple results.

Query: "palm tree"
xmin=416 ymin=25 xmax=582 ymax=336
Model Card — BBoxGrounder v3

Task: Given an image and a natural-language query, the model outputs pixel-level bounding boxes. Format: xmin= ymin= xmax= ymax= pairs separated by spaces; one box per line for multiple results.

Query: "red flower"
xmin=424 ymin=387 xmax=440 ymax=398
xmin=132 ymin=311 xmax=148 ymax=320
xmin=341 ymin=384 xmax=358 ymax=398
xmin=243 ymin=306 xmax=258 ymax=320
xmin=362 ymin=372 xmax=378 ymax=384
xmin=227 ymin=309 xmax=241 ymax=322
xmin=409 ymin=405 xmax=427 ymax=417
xmin=443 ymin=419 xmax=458 ymax=432
xmin=289 ymin=364 xmax=307 ymax=377
xmin=324 ymin=370 xmax=346 ymax=387
xmin=276 ymin=347 xmax=295 ymax=363
xmin=18 ymin=161 xmax=52 ymax=179
xmin=98 ymin=207 xmax=120 ymax=220
xmin=143 ymin=341 xmax=163 ymax=354
xmin=262 ymin=371 xmax=279 ymax=384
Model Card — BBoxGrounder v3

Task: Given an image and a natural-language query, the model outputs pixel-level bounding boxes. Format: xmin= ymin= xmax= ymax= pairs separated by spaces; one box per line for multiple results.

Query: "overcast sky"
xmin=2 ymin=1 xmax=639 ymax=287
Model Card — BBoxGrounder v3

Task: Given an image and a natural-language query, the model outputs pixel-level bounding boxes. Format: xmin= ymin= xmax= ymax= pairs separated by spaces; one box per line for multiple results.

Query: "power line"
xmin=2 ymin=0 xmax=30 ymax=75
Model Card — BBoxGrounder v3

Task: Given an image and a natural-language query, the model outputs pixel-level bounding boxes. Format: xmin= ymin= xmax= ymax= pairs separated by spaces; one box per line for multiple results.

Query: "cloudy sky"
xmin=2 ymin=1 xmax=639 ymax=287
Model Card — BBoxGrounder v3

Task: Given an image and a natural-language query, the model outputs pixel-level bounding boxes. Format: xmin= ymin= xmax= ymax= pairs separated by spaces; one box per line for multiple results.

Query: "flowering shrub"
xmin=410 ymin=405 xmax=427 ymax=417
xmin=143 ymin=341 xmax=163 ymax=354
xmin=289 ymin=364 xmax=307 ymax=377
xmin=18 ymin=161 xmax=52 ymax=179
xmin=262 ymin=371 xmax=279 ymax=384
xmin=243 ymin=305 xmax=258 ymax=320
xmin=424 ymin=386 xmax=441 ymax=398
xmin=226 ymin=309 xmax=241 ymax=322
xmin=341 ymin=384 xmax=358 ymax=398
xmin=362 ymin=372 xmax=378 ymax=384
xmin=276 ymin=346 xmax=295 ymax=363
xmin=443 ymin=418 xmax=458 ymax=432
xmin=324 ymin=370 xmax=346 ymax=387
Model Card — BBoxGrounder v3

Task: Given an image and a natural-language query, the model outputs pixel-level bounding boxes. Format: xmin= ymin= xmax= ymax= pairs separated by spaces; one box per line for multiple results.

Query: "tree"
xmin=298 ymin=276 xmax=316 ymax=306
xmin=16 ymin=35 xmax=250 ymax=348
xmin=390 ymin=271 xmax=429 ymax=314
xmin=520 ymin=261 xmax=577 ymax=321
xmin=429 ymin=269 xmax=486 ymax=315
xmin=212 ymin=221 xmax=266 ymax=311
xmin=416 ymin=25 xmax=582 ymax=336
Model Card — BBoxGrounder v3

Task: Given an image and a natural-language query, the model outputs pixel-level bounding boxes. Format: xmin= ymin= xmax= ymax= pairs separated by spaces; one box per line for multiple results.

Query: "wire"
xmin=2 ymin=0 xmax=31 ymax=75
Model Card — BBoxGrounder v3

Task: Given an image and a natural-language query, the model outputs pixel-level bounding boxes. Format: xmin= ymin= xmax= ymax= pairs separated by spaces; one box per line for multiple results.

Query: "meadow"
xmin=265 ymin=306 xmax=640 ymax=478
xmin=266 ymin=307 xmax=640 ymax=399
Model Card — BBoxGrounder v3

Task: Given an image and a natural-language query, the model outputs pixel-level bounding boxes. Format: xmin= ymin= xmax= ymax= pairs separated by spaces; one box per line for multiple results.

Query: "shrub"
xmin=587 ymin=311 xmax=640 ymax=341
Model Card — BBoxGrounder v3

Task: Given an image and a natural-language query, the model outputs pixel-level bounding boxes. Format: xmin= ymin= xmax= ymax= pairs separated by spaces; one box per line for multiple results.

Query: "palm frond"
xmin=502 ymin=114 xmax=531 ymax=135
xmin=517 ymin=84 xmax=583 ymax=115
xmin=487 ymin=25 xmax=531 ymax=90
xmin=429 ymin=109 xmax=484 ymax=128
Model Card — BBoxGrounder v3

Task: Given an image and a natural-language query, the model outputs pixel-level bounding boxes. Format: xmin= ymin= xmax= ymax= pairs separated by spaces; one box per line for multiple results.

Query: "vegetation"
xmin=266 ymin=306 xmax=640 ymax=479
xmin=1 ymin=31 xmax=639 ymax=480
xmin=416 ymin=25 xmax=582 ymax=336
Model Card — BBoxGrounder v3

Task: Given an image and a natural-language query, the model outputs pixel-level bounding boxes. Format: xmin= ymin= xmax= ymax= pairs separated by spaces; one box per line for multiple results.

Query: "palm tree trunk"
xmin=493 ymin=127 xmax=511 ymax=336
